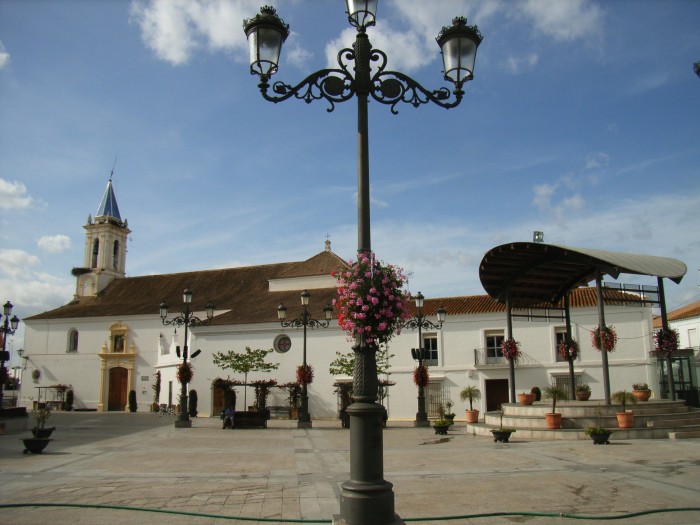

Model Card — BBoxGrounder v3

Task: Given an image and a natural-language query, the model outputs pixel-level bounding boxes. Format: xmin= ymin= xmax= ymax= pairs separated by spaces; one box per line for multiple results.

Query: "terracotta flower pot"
xmin=545 ymin=412 xmax=562 ymax=429
xmin=632 ymin=389 xmax=651 ymax=402
xmin=465 ymin=409 xmax=479 ymax=423
xmin=616 ymin=411 xmax=635 ymax=428
xmin=518 ymin=393 xmax=535 ymax=406
xmin=575 ymin=391 xmax=591 ymax=401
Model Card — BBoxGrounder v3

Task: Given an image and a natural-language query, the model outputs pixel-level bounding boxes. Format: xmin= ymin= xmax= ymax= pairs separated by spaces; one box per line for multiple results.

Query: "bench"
xmin=232 ymin=410 xmax=270 ymax=429
xmin=268 ymin=405 xmax=291 ymax=419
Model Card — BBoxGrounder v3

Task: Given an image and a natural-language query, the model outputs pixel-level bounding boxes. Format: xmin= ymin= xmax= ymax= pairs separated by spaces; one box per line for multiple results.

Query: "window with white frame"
xmin=485 ymin=330 xmax=505 ymax=362
xmin=422 ymin=334 xmax=438 ymax=366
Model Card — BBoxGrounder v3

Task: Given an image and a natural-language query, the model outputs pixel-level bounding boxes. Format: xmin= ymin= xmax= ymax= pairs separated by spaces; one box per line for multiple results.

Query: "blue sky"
xmin=1 ymin=0 xmax=699 ymax=356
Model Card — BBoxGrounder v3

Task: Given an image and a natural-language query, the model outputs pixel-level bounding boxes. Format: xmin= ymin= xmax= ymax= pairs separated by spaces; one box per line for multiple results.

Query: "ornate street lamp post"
xmin=244 ymin=3 xmax=481 ymax=523
xmin=1 ymin=301 xmax=20 ymax=409
xmin=403 ymin=292 xmax=446 ymax=427
xmin=160 ymin=289 xmax=214 ymax=428
xmin=277 ymin=290 xmax=333 ymax=429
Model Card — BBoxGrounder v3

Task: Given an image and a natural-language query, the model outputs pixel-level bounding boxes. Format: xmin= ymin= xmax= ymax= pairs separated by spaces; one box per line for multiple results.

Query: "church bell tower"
xmin=75 ymin=178 xmax=130 ymax=298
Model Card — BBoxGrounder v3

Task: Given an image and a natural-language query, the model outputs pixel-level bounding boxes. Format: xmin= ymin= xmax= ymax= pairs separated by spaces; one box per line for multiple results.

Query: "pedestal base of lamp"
xmin=334 ymin=479 xmax=405 ymax=525
xmin=297 ymin=420 xmax=313 ymax=429
xmin=174 ymin=420 xmax=192 ymax=428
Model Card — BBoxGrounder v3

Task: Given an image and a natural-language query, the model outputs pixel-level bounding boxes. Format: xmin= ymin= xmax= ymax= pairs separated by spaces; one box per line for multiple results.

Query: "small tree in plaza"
xmin=212 ymin=347 xmax=279 ymax=410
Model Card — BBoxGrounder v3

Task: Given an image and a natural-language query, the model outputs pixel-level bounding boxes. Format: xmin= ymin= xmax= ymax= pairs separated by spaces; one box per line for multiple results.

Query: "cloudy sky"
xmin=1 ymin=0 xmax=699 ymax=356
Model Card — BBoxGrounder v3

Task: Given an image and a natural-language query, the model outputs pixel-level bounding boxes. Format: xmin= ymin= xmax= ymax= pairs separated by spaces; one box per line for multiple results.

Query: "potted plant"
xmin=543 ymin=385 xmax=567 ymax=429
xmin=632 ymin=382 xmax=651 ymax=402
xmin=575 ymin=383 xmax=591 ymax=401
xmin=444 ymin=401 xmax=456 ymax=426
xmin=611 ymin=390 xmax=637 ymax=428
xmin=490 ymin=407 xmax=515 ymax=443
xmin=530 ymin=386 xmax=541 ymax=401
xmin=517 ymin=391 xmax=535 ymax=405
xmin=433 ymin=418 xmax=451 ymax=435
xmin=585 ymin=406 xmax=612 ymax=444
xmin=586 ymin=426 xmax=613 ymax=444
xmin=460 ymin=385 xmax=481 ymax=423
xmin=31 ymin=406 xmax=55 ymax=438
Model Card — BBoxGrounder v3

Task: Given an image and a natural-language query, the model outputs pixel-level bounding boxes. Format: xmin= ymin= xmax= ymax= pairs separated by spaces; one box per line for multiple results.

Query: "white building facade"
xmin=18 ymin=181 xmax=671 ymax=419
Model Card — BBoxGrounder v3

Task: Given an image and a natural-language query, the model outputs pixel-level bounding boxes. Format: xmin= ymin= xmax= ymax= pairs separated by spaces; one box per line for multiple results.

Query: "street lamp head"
xmin=414 ymin=292 xmax=425 ymax=309
xmin=437 ymin=306 xmax=446 ymax=324
xmin=183 ymin=289 xmax=193 ymax=304
xmin=243 ymin=5 xmax=290 ymax=78
xmin=301 ymin=289 xmax=310 ymax=307
xmin=436 ymin=16 xmax=483 ymax=88
xmin=324 ymin=303 xmax=334 ymax=321
xmin=10 ymin=315 xmax=19 ymax=331
xmin=159 ymin=301 xmax=169 ymax=320
xmin=277 ymin=303 xmax=288 ymax=321
xmin=3 ymin=301 xmax=12 ymax=317
xmin=345 ymin=0 xmax=377 ymax=30
xmin=206 ymin=302 xmax=215 ymax=320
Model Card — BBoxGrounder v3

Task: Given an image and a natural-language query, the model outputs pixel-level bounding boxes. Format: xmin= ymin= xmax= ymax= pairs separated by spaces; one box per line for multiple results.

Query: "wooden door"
xmin=108 ymin=367 xmax=128 ymax=411
xmin=485 ymin=379 xmax=509 ymax=412
xmin=212 ymin=386 xmax=225 ymax=417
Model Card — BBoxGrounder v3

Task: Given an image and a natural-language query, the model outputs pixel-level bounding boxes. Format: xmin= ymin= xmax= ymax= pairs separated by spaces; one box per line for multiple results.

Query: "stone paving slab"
xmin=1 ymin=412 xmax=700 ymax=524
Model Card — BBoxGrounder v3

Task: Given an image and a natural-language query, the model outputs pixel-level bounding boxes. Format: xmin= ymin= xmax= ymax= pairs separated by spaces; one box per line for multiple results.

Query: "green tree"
xmin=212 ymin=347 xmax=279 ymax=409
xmin=329 ymin=348 xmax=394 ymax=376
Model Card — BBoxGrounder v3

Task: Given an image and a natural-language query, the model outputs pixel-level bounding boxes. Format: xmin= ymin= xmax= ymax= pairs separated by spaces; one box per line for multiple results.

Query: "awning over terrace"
xmin=479 ymin=242 xmax=687 ymax=308
xmin=479 ymin=242 xmax=687 ymax=405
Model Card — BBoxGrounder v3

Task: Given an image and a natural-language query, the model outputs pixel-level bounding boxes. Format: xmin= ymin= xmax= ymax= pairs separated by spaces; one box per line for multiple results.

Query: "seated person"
xmin=222 ymin=405 xmax=235 ymax=429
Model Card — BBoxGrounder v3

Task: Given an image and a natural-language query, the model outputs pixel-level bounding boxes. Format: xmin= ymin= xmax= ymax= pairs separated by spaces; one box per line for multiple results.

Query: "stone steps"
xmin=467 ymin=400 xmax=700 ymax=440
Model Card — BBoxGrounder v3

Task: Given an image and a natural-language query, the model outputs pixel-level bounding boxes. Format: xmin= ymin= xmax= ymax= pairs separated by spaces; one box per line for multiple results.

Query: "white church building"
xmin=18 ymin=180 xmax=679 ymax=420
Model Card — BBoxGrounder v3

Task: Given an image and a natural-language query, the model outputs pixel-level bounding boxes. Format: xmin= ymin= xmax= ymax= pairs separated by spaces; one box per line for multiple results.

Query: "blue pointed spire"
xmin=96 ymin=179 xmax=122 ymax=221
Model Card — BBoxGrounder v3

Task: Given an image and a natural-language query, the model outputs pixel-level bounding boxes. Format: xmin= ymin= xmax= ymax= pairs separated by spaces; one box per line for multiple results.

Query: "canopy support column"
xmin=658 ymin=277 xmax=676 ymax=401
xmin=596 ymin=271 xmax=611 ymax=405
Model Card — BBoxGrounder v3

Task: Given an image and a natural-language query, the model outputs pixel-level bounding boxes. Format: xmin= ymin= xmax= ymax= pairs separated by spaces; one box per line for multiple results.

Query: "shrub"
xmin=188 ymin=389 xmax=198 ymax=417
xmin=128 ymin=390 xmax=137 ymax=412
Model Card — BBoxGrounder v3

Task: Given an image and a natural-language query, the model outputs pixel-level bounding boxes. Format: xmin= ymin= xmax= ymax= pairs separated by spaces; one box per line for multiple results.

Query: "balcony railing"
xmin=473 ymin=348 xmax=537 ymax=367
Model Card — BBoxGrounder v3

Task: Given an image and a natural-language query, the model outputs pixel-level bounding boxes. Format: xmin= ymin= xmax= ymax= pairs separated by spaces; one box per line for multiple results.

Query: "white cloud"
xmin=129 ymin=0 xmax=256 ymax=66
xmin=0 ymin=179 xmax=33 ymax=209
xmin=0 ymin=40 xmax=9 ymax=70
xmin=585 ymin=152 xmax=610 ymax=170
xmin=532 ymin=183 xmax=556 ymax=210
xmin=518 ymin=0 xmax=604 ymax=42
xmin=0 ymin=249 xmax=40 ymax=278
xmin=505 ymin=52 xmax=539 ymax=74
xmin=37 ymin=235 xmax=72 ymax=254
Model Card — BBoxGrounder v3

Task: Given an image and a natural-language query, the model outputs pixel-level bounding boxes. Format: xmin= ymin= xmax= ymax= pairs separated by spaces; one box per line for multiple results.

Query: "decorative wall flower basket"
xmin=592 ymin=326 xmax=617 ymax=352
xmin=333 ymin=251 xmax=411 ymax=346
xmin=654 ymin=328 xmax=679 ymax=357
xmin=558 ymin=339 xmax=579 ymax=360
xmin=413 ymin=364 xmax=429 ymax=387
xmin=177 ymin=362 xmax=193 ymax=384
xmin=296 ymin=364 xmax=314 ymax=385
xmin=501 ymin=339 xmax=521 ymax=361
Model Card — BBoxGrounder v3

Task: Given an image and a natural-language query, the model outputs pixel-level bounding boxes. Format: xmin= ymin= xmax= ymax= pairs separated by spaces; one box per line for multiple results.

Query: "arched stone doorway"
xmin=108 ymin=367 xmax=128 ymax=411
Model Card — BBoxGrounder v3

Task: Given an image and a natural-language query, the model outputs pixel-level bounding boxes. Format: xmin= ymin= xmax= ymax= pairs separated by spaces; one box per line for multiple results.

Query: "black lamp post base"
xmin=335 ymin=479 xmax=405 ymax=525
xmin=297 ymin=419 xmax=313 ymax=429
xmin=413 ymin=418 xmax=430 ymax=428
xmin=174 ymin=419 xmax=192 ymax=428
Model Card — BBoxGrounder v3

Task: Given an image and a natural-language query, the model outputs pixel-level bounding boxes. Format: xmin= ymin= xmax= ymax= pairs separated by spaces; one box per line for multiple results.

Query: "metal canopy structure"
xmin=479 ymin=242 xmax=687 ymax=308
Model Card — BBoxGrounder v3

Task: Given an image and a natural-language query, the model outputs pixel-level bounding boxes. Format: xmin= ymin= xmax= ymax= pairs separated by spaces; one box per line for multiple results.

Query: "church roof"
xmin=26 ymin=253 xmax=631 ymax=324
xmin=96 ymin=179 xmax=121 ymax=221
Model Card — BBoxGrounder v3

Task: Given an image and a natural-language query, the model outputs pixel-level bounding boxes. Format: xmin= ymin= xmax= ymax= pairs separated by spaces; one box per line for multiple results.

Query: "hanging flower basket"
xmin=501 ymin=338 xmax=521 ymax=361
xmin=413 ymin=364 xmax=429 ymax=387
xmin=654 ymin=328 xmax=679 ymax=357
xmin=177 ymin=362 xmax=193 ymax=384
xmin=558 ymin=339 xmax=580 ymax=361
xmin=592 ymin=326 xmax=617 ymax=352
xmin=333 ymin=251 xmax=411 ymax=346
xmin=296 ymin=364 xmax=314 ymax=385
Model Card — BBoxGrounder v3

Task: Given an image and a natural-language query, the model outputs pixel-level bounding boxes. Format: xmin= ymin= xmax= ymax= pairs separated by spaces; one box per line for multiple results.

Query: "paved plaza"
xmin=1 ymin=411 xmax=700 ymax=524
